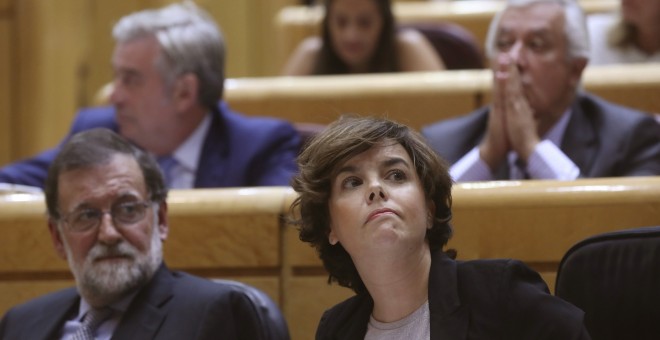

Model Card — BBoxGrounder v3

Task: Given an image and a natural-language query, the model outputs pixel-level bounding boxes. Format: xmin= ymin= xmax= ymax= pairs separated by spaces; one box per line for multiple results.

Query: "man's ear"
xmin=173 ymin=73 xmax=199 ymax=112
xmin=569 ymin=57 xmax=588 ymax=88
xmin=157 ymin=201 xmax=169 ymax=242
xmin=48 ymin=219 xmax=67 ymax=260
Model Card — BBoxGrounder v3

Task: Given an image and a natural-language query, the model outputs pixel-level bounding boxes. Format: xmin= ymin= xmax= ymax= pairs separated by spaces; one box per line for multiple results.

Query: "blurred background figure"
xmin=282 ymin=0 xmax=446 ymax=75
xmin=423 ymin=0 xmax=660 ymax=181
xmin=0 ymin=2 xmax=300 ymax=190
xmin=588 ymin=0 xmax=660 ymax=65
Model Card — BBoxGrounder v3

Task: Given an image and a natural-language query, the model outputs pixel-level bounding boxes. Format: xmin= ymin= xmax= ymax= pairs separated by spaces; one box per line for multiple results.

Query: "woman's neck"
xmin=355 ymin=243 xmax=432 ymax=323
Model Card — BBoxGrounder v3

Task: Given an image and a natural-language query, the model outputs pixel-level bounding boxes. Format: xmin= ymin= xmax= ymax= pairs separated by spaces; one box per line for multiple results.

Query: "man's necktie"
xmin=514 ymin=157 xmax=531 ymax=180
xmin=157 ymin=155 xmax=177 ymax=187
xmin=71 ymin=307 xmax=112 ymax=340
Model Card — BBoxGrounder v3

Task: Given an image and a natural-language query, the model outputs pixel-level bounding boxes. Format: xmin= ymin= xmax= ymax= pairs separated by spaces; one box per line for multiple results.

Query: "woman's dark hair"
xmin=290 ymin=116 xmax=453 ymax=294
xmin=313 ymin=0 xmax=398 ymax=74
xmin=45 ymin=128 xmax=168 ymax=220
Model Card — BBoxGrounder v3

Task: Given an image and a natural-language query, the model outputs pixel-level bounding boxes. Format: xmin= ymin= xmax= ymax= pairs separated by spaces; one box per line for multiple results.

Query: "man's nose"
xmin=508 ymin=41 xmax=524 ymax=62
xmin=108 ymin=82 xmax=123 ymax=105
xmin=97 ymin=213 xmax=122 ymax=244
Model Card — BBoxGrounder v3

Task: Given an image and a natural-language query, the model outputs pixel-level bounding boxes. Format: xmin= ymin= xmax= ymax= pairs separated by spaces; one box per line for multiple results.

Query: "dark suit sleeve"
xmin=0 ymin=106 xmax=117 ymax=188
xmin=0 ymin=148 xmax=59 ymax=188
xmin=502 ymin=260 xmax=591 ymax=340
xmin=617 ymin=115 xmax=660 ymax=176
xmin=250 ymin=120 xmax=300 ymax=187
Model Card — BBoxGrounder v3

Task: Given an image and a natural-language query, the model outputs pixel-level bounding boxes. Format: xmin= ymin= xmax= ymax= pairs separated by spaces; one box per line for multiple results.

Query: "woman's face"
xmin=621 ymin=0 xmax=660 ymax=28
xmin=327 ymin=0 xmax=384 ymax=71
xmin=327 ymin=141 xmax=433 ymax=258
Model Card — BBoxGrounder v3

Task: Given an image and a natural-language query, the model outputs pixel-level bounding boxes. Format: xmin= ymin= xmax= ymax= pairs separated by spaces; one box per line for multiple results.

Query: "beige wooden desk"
xmin=226 ymin=63 xmax=660 ymax=131
xmin=2 ymin=177 xmax=660 ymax=340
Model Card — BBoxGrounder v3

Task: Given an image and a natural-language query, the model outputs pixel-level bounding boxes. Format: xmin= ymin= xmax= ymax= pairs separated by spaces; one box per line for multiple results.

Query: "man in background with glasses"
xmin=0 ymin=128 xmax=288 ymax=339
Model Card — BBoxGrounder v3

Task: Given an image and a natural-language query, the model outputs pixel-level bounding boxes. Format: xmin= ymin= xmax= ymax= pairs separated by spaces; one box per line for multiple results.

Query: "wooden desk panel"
xmin=0 ymin=19 xmax=11 ymax=167
xmin=226 ymin=63 xmax=660 ymax=132
xmin=225 ymin=71 xmax=489 ymax=130
xmin=3 ymin=178 xmax=660 ymax=338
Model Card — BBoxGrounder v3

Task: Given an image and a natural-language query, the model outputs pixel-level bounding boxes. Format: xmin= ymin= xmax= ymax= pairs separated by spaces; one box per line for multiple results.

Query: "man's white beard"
xmin=63 ymin=211 xmax=163 ymax=305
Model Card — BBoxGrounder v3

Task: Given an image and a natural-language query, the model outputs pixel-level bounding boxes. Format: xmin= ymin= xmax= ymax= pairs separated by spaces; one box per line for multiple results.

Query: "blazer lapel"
xmin=334 ymin=296 xmax=372 ymax=340
xmin=429 ymin=251 xmax=469 ymax=340
xmin=111 ymin=265 xmax=174 ymax=340
xmin=194 ymin=104 xmax=229 ymax=188
xmin=28 ymin=288 xmax=79 ymax=340
xmin=560 ymin=95 xmax=598 ymax=175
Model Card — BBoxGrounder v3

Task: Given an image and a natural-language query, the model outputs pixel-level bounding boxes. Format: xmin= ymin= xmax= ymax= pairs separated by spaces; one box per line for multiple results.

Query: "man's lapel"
xmin=29 ymin=288 xmax=79 ymax=340
xmin=560 ymin=96 xmax=598 ymax=175
xmin=111 ymin=265 xmax=174 ymax=340
xmin=194 ymin=105 xmax=228 ymax=188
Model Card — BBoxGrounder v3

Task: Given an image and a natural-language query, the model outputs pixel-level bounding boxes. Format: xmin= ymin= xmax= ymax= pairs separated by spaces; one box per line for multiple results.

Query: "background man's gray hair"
xmin=484 ymin=0 xmax=590 ymax=61
xmin=112 ymin=2 xmax=225 ymax=109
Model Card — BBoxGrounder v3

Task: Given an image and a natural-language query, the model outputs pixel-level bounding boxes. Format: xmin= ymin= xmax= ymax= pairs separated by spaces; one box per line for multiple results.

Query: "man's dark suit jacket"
xmin=315 ymin=250 xmax=590 ymax=340
xmin=0 ymin=264 xmax=278 ymax=339
xmin=421 ymin=93 xmax=660 ymax=179
xmin=0 ymin=102 xmax=300 ymax=188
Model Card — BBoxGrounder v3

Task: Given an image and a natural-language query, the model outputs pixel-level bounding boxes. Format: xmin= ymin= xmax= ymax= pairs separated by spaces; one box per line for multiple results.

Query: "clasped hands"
xmin=479 ymin=54 xmax=541 ymax=172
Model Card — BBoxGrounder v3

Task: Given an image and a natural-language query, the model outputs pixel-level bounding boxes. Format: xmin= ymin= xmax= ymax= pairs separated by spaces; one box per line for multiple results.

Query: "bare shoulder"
xmin=396 ymin=29 xmax=446 ymax=71
xmin=281 ymin=36 xmax=323 ymax=76
xmin=397 ymin=28 xmax=430 ymax=46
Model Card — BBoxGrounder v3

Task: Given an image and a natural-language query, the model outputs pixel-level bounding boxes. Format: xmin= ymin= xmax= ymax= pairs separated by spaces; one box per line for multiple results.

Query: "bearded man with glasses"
xmin=0 ymin=128 xmax=289 ymax=340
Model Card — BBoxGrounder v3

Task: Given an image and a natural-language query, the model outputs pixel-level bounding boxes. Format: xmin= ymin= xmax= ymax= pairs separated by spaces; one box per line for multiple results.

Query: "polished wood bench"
xmin=3 ymin=177 xmax=660 ymax=340
xmin=274 ymin=0 xmax=618 ymax=73
xmin=226 ymin=63 xmax=660 ymax=132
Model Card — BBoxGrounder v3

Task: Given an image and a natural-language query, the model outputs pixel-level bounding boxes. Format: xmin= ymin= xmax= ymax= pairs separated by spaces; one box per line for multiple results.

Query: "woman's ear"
xmin=328 ymin=228 xmax=339 ymax=245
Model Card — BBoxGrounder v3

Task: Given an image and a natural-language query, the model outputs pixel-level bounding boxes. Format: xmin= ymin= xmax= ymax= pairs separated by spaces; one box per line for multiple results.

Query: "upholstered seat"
xmin=555 ymin=226 xmax=660 ymax=340
xmin=214 ymin=279 xmax=291 ymax=340
xmin=401 ymin=22 xmax=484 ymax=70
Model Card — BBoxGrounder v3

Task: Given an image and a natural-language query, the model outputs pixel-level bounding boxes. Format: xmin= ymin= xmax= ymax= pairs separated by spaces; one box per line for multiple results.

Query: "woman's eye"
xmin=341 ymin=177 xmax=362 ymax=188
xmin=388 ymin=169 xmax=406 ymax=181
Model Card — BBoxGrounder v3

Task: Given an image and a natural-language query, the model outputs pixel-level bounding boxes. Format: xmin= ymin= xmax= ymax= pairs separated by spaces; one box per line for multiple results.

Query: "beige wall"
xmin=4 ymin=0 xmax=296 ymax=165
xmin=0 ymin=11 xmax=11 ymax=166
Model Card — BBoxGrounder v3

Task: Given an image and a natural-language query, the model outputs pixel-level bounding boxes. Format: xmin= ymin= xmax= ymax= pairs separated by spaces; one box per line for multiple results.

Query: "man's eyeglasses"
xmin=59 ymin=201 xmax=154 ymax=232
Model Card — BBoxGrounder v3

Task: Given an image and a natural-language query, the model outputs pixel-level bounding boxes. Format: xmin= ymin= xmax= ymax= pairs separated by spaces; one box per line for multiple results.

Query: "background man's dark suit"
xmin=0 ymin=265 xmax=268 ymax=339
xmin=0 ymin=102 xmax=300 ymax=188
xmin=422 ymin=93 xmax=660 ymax=179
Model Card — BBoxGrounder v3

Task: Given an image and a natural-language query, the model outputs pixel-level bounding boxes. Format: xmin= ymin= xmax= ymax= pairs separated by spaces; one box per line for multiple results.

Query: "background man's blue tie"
xmin=157 ymin=155 xmax=177 ymax=187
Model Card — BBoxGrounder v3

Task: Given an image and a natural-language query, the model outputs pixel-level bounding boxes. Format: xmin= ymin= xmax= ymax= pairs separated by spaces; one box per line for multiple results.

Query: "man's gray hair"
xmin=113 ymin=2 xmax=225 ymax=109
xmin=484 ymin=0 xmax=590 ymax=60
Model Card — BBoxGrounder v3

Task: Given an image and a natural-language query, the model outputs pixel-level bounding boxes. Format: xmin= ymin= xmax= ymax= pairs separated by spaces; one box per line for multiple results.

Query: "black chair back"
xmin=555 ymin=226 xmax=660 ymax=340
xmin=400 ymin=22 xmax=484 ymax=70
xmin=214 ymin=279 xmax=291 ymax=340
